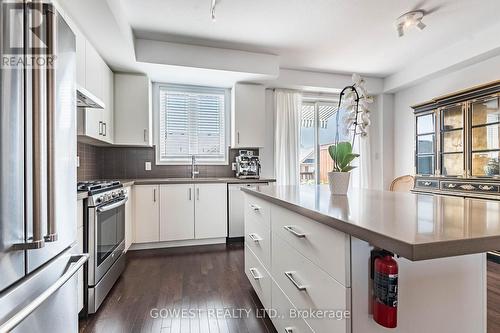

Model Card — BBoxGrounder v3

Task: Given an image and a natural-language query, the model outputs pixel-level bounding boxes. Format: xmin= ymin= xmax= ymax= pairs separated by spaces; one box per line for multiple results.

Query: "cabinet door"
xmin=160 ymin=184 xmax=195 ymax=241
xmin=134 ymin=185 xmax=159 ymax=243
xmin=124 ymin=186 xmax=133 ymax=251
xmin=82 ymin=108 xmax=102 ymax=140
xmin=114 ymin=74 xmax=152 ymax=146
xmin=85 ymin=41 xmax=103 ymax=101
xmin=231 ymin=83 xmax=266 ymax=148
xmin=101 ymin=65 xmax=113 ymax=143
xmin=75 ymin=28 xmax=86 ymax=89
xmin=195 ymin=184 xmax=227 ymax=239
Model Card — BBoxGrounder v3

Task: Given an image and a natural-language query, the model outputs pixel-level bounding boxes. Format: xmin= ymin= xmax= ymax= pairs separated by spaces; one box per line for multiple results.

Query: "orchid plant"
xmin=329 ymin=74 xmax=373 ymax=172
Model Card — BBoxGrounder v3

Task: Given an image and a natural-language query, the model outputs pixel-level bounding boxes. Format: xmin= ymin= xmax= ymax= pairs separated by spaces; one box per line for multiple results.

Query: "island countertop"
xmin=241 ymin=184 xmax=500 ymax=261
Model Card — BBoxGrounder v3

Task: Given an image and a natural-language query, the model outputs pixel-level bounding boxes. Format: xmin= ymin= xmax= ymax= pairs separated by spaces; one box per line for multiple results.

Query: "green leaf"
xmin=328 ymin=141 xmax=359 ymax=172
xmin=341 ymin=165 xmax=357 ymax=172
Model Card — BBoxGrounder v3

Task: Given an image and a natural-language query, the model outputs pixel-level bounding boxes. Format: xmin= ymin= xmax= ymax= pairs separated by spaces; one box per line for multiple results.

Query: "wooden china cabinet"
xmin=412 ymin=81 xmax=500 ymax=261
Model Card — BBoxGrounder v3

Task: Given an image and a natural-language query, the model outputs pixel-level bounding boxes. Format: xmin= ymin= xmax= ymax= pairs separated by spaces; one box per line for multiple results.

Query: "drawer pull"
xmin=459 ymin=184 xmax=475 ymax=191
xmin=249 ymin=204 xmax=261 ymax=211
xmin=283 ymin=226 xmax=306 ymax=238
xmin=479 ymin=185 xmax=494 ymax=191
xmin=284 ymin=328 xmax=294 ymax=333
xmin=423 ymin=181 xmax=432 ymax=186
xmin=248 ymin=233 xmax=263 ymax=242
xmin=284 ymin=271 xmax=307 ymax=291
xmin=447 ymin=183 xmax=457 ymax=188
xmin=249 ymin=268 xmax=262 ymax=280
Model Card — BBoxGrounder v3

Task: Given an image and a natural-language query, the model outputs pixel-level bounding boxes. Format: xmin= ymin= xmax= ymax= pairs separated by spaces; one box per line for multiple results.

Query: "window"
xmin=156 ymin=84 xmax=228 ymax=164
xmin=299 ymin=100 xmax=350 ymax=184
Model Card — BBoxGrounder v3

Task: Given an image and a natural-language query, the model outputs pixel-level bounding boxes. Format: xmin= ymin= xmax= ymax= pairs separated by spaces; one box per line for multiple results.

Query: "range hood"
xmin=77 ymin=85 xmax=105 ymax=109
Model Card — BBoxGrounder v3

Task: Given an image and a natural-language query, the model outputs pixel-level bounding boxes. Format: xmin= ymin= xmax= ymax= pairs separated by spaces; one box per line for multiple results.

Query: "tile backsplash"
xmin=77 ymin=143 xmax=256 ymax=181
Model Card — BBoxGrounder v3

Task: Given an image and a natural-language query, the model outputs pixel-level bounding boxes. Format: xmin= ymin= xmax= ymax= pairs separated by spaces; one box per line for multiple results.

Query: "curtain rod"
xmin=270 ymin=88 xmax=340 ymax=101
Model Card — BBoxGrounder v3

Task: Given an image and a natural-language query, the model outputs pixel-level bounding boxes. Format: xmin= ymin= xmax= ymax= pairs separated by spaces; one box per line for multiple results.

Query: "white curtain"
xmin=351 ymin=125 xmax=372 ymax=189
xmin=274 ymin=90 xmax=302 ymax=185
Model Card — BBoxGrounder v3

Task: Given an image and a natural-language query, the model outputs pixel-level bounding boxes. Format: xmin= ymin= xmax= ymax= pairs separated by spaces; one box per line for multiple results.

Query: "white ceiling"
xmin=121 ymin=0 xmax=500 ymax=77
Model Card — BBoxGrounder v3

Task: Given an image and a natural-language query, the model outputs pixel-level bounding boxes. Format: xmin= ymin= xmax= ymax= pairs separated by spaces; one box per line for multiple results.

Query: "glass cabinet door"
xmin=470 ymin=95 xmax=500 ymax=177
xmin=440 ymin=104 xmax=464 ymax=176
xmin=415 ymin=113 xmax=436 ymax=175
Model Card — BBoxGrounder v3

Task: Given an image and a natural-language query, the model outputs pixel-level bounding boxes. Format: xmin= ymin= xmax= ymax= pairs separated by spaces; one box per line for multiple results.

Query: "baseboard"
xmin=129 ymin=238 xmax=227 ymax=251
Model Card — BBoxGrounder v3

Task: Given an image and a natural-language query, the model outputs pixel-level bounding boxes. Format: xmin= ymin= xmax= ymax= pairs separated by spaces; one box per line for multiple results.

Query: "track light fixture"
xmin=211 ymin=0 xmax=216 ymax=22
xmin=395 ymin=10 xmax=426 ymax=37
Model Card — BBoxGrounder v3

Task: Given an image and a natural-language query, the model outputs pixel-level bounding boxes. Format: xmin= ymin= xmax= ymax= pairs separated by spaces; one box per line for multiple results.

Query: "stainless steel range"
xmin=78 ymin=180 xmax=128 ymax=314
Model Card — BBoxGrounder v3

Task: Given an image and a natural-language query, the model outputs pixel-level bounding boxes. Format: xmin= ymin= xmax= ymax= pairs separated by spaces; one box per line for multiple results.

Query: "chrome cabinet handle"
xmin=283 ymin=226 xmax=306 ymax=238
xmin=0 ymin=254 xmax=89 ymax=333
xmin=144 ymin=129 xmax=147 ymax=142
xmin=237 ymin=131 xmax=240 ymax=144
xmin=197 ymin=187 xmax=200 ymax=200
xmin=249 ymin=204 xmax=261 ymax=211
xmin=153 ymin=188 xmax=156 ymax=202
xmin=248 ymin=233 xmax=262 ymax=242
xmin=249 ymin=268 xmax=262 ymax=280
xmin=103 ymin=122 xmax=107 ymax=136
xmin=189 ymin=188 xmax=192 ymax=200
xmin=284 ymin=328 xmax=294 ymax=333
xmin=285 ymin=271 xmax=307 ymax=291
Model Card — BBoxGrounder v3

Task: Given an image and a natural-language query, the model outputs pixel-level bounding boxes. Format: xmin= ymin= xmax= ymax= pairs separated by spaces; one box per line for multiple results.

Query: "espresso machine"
xmin=235 ymin=150 xmax=261 ymax=179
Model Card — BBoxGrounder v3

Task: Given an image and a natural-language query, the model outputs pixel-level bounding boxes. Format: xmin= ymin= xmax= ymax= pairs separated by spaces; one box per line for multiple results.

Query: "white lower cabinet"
xmin=244 ymin=193 xmax=351 ymax=333
xmin=245 ymin=246 xmax=272 ymax=310
xmin=133 ymin=185 xmax=160 ymax=243
xmin=160 ymin=184 xmax=195 ymax=241
xmin=132 ymin=183 xmax=228 ymax=246
xmin=272 ymin=281 xmax=314 ymax=333
xmin=76 ymin=199 xmax=84 ymax=313
xmin=124 ymin=186 xmax=134 ymax=251
xmin=194 ymin=184 xmax=227 ymax=239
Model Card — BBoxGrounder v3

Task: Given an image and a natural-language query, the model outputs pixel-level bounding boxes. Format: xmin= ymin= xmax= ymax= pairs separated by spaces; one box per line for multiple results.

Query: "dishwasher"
xmin=228 ymin=182 xmax=269 ymax=239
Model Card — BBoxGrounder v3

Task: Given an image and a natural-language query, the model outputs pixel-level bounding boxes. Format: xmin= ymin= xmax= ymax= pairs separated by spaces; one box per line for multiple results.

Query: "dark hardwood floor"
xmin=80 ymin=244 xmax=500 ymax=333
xmin=79 ymin=243 xmax=277 ymax=333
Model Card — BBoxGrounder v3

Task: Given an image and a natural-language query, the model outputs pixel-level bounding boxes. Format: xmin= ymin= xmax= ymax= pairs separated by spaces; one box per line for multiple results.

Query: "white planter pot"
xmin=328 ymin=172 xmax=351 ymax=195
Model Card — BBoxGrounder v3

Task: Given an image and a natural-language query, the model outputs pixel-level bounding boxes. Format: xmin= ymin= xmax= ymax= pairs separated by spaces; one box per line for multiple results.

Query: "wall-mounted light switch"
xmin=231 ymin=162 xmax=236 ymax=171
xmin=145 ymin=161 xmax=152 ymax=171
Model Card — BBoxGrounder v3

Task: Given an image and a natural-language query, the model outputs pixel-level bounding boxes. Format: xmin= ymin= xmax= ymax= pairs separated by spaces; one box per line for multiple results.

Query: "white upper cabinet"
xmin=84 ymin=42 xmax=104 ymax=102
xmin=75 ymin=28 xmax=86 ymax=89
xmin=231 ymin=83 xmax=266 ymax=148
xmin=114 ymin=74 xmax=153 ymax=147
xmin=101 ymin=64 xmax=114 ymax=143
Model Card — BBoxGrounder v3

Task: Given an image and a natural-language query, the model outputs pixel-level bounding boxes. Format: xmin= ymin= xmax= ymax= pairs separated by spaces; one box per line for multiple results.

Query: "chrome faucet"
xmin=191 ymin=155 xmax=199 ymax=179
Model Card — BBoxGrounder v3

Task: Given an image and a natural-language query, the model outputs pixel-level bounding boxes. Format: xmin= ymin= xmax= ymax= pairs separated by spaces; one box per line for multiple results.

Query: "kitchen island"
xmin=242 ymin=185 xmax=496 ymax=333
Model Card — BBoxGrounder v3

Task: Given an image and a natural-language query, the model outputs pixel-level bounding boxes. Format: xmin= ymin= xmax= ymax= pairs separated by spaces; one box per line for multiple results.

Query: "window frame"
xmin=153 ymin=83 xmax=231 ymax=165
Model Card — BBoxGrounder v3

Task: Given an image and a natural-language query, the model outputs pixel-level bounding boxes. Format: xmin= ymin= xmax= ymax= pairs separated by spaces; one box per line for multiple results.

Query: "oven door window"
xmin=96 ymin=203 xmax=125 ymax=266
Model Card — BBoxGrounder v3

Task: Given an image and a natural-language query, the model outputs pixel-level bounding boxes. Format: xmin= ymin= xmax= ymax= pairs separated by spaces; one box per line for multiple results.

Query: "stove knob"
xmin=96 ymin=197 xmax=102 ymax=204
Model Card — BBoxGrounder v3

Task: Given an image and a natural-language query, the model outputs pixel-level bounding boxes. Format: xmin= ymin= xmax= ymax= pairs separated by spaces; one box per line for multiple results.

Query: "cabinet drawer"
xmin=441 ymin=181 xmax=500 ymax=193
xmin=415 ymin=179 xmax=439 ymax=189
xmin=245 ymin=245 xmax=271 ymax=310
xmin=245 ymin=208 xmax=271 ymax=269
xmin=245 ymin=195 xmax=271 ymax=231
xmin=272 ymin=233 xmax=350 ymax=333
xmin=272 ymin=281 xmax=314 ymax=333
xmin=272 ymin=205 xmax=350 ymax=286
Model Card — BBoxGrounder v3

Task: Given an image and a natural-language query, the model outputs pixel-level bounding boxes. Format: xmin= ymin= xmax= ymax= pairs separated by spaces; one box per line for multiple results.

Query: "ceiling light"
xmin=211 ymin=0 xmax=216 ymax=22
xmin=395 ymin=10 xmax=426 ymax=37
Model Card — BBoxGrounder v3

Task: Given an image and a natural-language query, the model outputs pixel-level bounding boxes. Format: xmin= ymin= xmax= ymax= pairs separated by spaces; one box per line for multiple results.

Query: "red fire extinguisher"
xmin=373 ymin=251 xmax=398 ymax=328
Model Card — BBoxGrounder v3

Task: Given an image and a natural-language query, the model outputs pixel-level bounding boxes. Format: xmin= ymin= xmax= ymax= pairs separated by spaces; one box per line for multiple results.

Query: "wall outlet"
xmin=145 ymin=161 xmax=152 ymax=171
xmin=231 ymin=162 xmax=236 ymax=171
xmin=76 ymin=156 xmax=80 ymax=168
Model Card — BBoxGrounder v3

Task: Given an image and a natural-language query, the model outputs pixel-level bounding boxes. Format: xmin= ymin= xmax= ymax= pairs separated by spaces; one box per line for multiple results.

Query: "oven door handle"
xmin=96 ymin=197 xmax=128 ymax=213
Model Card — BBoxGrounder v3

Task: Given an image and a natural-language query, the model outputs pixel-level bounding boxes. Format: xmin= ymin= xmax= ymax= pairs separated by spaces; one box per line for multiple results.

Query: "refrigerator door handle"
xmin=0 ymin=254 xmax=88 ymax=333
xmin=45 ymin=3 xmax=57 ymax=243
xmin=15 ymin=0 xmax=46 ymax=251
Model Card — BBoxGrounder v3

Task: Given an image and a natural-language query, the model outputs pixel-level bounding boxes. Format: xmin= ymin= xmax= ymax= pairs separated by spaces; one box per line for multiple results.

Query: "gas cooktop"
xmin=77 ymin=180 xmax=122 ymax=194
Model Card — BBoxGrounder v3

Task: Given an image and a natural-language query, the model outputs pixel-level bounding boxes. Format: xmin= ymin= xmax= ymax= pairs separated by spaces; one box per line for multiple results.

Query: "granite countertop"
xmin=77 ymin=178 xmax=275 ymax=200
xmin=241 ymin=184 xmax=500 ymax=261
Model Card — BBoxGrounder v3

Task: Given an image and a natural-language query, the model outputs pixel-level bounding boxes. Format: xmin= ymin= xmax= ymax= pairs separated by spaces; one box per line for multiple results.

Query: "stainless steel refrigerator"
xmin=0 ymin=1 xmax=87 ymax=332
